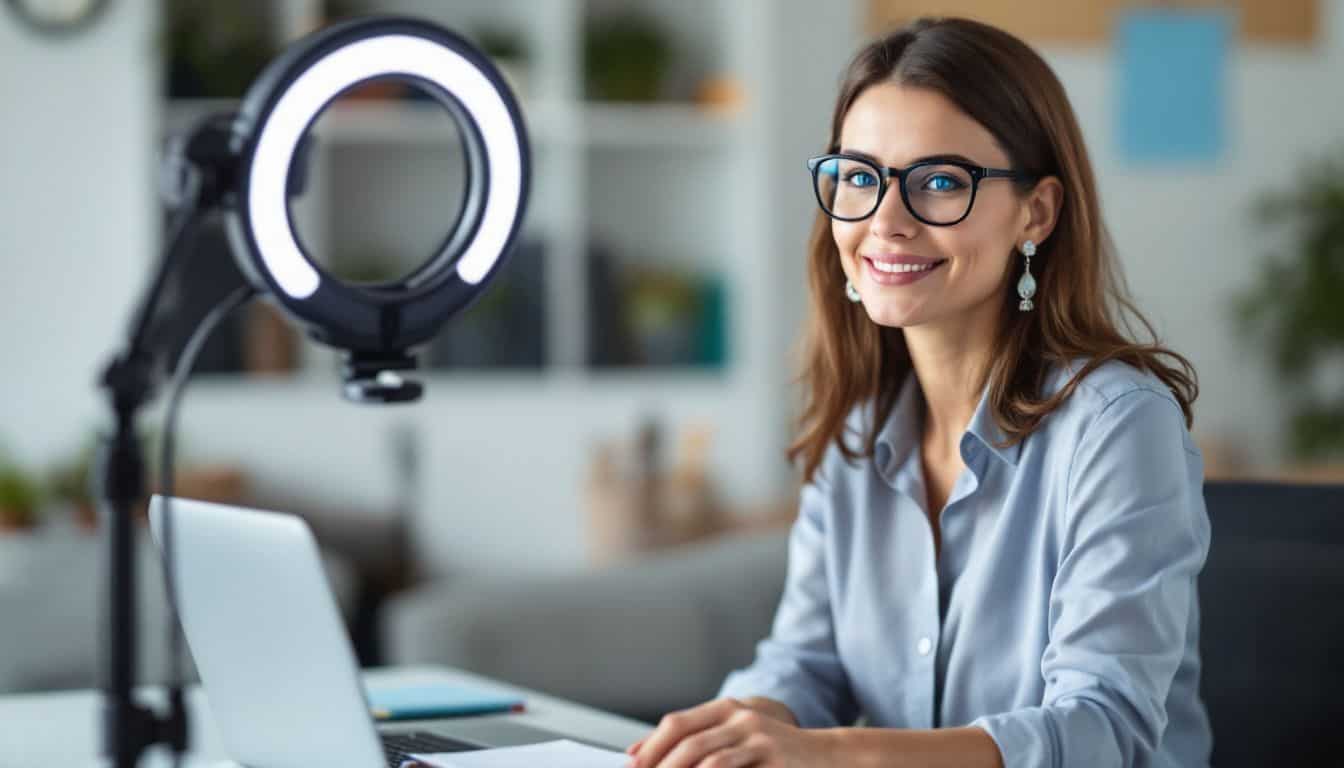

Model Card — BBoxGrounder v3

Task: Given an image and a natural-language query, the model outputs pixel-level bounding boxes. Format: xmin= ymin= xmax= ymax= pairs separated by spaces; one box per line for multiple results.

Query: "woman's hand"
xmin=625 ymin=697 xmax=836 ymax=768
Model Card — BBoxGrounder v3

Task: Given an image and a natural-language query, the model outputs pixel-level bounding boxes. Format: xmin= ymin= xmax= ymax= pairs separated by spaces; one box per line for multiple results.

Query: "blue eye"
xmin=844 ymin=171 xmax=878 ymax=188
xmin=923 ymin=173 xmax=964 ymax=192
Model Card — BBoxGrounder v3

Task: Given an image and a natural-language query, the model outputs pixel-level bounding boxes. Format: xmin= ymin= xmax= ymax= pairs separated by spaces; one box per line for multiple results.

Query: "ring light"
xmin=226 ymin=16 xmax=530 ymax=396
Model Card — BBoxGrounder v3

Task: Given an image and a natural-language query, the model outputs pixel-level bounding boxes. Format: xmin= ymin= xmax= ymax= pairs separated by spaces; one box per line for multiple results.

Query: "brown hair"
xmin=789 ymin=17 xmax=1198 ymax=482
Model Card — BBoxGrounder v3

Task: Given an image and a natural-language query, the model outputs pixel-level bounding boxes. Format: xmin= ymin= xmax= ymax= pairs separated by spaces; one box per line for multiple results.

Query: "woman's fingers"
xmin=693 ymin=743 xmax=762 ymax=768
xmin=630 ymin=698 xmax=742 ymax=767
xmin=654 ymin=721 xmax=744 ymax=768
xmin=626 ymin=738 xmax=645 ymax=756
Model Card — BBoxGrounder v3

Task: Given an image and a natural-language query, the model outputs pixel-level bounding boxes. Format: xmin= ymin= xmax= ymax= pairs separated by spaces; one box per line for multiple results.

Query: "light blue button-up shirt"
xmin=719 ymin=360 xmax=1212 ymax=768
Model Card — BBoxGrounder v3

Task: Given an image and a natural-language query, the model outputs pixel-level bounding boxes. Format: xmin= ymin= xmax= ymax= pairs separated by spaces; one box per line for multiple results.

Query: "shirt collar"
xmin=875 ymin=372 xmax=1023 ymax=475
xmin=872 ymin=373 xmax=921 ymax=477
xmin=965 ymin=382 xmax=1024 ymax=467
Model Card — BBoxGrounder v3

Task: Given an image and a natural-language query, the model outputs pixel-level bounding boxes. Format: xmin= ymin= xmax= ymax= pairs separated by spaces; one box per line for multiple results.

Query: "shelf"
xmin=161 ymin=99 xmax=743 ymax=149
xmin=191 ymin=364 xmax=731 ymax=394
xmin=580 ymin=102 xmax=744 ymax=148
xmin=160 ymin=98 xmax=554 ymax=145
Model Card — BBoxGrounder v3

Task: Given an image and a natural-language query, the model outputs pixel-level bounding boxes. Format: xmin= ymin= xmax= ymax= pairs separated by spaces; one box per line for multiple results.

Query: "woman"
xmin=626 ymin=17 xmax=1210 ymax=768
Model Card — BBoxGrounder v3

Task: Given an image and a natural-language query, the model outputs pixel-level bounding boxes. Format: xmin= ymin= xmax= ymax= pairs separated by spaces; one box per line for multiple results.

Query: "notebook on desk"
xmin=367 ymin=685 xmax=525 ymax=721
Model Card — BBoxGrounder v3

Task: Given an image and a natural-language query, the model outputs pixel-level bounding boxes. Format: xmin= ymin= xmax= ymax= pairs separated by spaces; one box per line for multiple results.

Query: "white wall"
xmin=0 ymin=1 xmax=156 ymax=463
xmin=756 ymin=0 xmax=865 ymax=452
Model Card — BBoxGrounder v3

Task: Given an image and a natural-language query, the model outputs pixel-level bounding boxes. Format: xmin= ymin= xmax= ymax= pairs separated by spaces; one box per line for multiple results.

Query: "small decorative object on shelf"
xmin=622 ymin=265 xmax=726 ymax=368
xmin=243 ymin=302 xmax=299 ymax=375
xmin=694 ymin=74 xmax=746 ymax=115
xmin=46 ymin=430 xmax=166 ymax=528
xmin=428 ymin=239 xmax=547 ymax=370
xmin=472 ymin=25 xmax=531 ymax=100
xmin=326 ymin=248 xmax=410 ymax=286
xmin=585 ymin=415 xmax=726 ymax=567
xmin=163 ymin=0 xmax=276 ymax=99
xmin=586 ymin=239 xmax=727 ymax=368
xmin=584 ymin=11 xmax=673 ymax=102
xmin=46 ymin=440 xmax=97 ymax=529
xmin=339 ymin=79 xmax=409 ymax=101
xmin=0 ymin=459 xmax=43 ymax=533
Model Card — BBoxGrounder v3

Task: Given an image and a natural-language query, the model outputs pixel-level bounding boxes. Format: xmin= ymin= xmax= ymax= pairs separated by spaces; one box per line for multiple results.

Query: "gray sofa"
xmin=0 ymin=521 xmax=360 ymax=694
xmin=381 ymin=528 xmax=790 ymax=724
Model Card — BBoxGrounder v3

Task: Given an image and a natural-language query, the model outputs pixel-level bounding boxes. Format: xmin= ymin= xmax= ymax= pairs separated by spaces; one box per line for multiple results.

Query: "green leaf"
xmin=1236 ymin=146 xmax=1344 ymax=457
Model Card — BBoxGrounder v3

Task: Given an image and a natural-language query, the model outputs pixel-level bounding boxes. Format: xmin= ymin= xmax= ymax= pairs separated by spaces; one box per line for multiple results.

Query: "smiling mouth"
xmin=865 ymin=258 xmax=946 ymax=274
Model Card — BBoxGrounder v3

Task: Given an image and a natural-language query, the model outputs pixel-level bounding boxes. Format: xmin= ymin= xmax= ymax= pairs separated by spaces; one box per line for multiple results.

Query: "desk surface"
xmin=0 ymin=665 xmax=654 ymax=766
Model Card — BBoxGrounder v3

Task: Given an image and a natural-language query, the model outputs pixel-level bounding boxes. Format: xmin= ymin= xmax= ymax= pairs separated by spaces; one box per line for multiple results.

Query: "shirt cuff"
xmin=970 ymin=710 xmax=1054 ymax=768
xmin=717 ymin=669 xmax=837 ymax=729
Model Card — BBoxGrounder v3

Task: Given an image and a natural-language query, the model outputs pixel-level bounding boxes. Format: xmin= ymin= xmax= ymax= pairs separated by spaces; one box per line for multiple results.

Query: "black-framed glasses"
xmin=807 ymin=153 xmax=1037 ymax=226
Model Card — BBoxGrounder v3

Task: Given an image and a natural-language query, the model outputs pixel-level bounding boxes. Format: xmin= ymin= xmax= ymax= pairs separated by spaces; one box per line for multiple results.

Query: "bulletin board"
xmin=866 ymin=0 xmax=1317 ymax=44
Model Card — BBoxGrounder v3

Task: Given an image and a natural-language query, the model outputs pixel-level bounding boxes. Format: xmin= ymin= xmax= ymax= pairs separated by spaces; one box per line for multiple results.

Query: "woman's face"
xmin=833 ymin=82 xmax=1030 ymax=330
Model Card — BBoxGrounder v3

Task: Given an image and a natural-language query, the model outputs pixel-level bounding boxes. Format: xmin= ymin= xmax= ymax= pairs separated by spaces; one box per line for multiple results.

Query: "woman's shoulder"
xmin=1044 ymin=356 xmax=1185 ymax=425
xmin=1038 ymin=358 xmax=1198 ymax=473
xmin=1042 ymin=359 xmax=1207 ymax=543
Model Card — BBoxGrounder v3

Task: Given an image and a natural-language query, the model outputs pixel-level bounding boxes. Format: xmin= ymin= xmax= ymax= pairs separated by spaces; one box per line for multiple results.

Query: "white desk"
xmin=0 ymin=665 xmax=655 ymax=766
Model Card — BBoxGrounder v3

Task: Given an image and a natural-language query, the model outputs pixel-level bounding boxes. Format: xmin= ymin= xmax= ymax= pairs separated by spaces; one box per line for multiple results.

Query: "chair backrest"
xmin=1198 ymin=481 xmax=1344 ymax=767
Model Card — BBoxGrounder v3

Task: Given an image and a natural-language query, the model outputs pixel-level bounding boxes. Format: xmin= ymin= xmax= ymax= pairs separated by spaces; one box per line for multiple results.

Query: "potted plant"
xmin=47 ymin=442 xmax=97 ymax=530
xmin=584 ymin=12 xmax=673 ymax=102
xmin=474 ymin=26 xmax=530 ymax=99
xmin=163 ymin=0 xmax=276 ymax=99
xmin=0 ymin=462 xmax=44 ymax=532
xmin=1235 ymin=149 xmax=1344 ymax=466
xmin=46 ymin=429 xmax=168 ymax=530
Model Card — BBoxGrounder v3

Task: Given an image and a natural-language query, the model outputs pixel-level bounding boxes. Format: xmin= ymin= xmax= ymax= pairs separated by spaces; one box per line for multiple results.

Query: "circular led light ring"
xmin=248 ymin=34 xmax=524 ymax=300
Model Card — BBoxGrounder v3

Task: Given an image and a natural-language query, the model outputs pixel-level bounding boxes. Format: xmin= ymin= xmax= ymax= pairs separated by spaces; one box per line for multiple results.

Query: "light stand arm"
xmin=96 ymin=114 xmax=238 ymax=768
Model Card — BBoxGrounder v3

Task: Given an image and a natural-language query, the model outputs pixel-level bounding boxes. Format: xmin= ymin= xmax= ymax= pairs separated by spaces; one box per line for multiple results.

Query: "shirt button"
xmin=917 ymin=636 xmax=933 ymax=656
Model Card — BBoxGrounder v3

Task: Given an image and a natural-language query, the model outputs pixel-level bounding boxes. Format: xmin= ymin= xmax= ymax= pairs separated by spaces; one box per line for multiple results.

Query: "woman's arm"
xmin=967 ymin=389 xmax=1210 ymax=767
xmin=630 ymin=714 xmax=1005 ymax=768
xmin=715 ymin=478 xmax=861 ymax=728
xmin=827 ymin=725 xmax=1003 ymax=768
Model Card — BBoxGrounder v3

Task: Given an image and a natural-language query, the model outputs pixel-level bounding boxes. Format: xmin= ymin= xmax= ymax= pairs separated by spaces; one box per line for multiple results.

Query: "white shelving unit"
xmin=165 ymin=0 xmax=759 ymax=378
xmin=157 ymin=0 xmax=808 ymax=574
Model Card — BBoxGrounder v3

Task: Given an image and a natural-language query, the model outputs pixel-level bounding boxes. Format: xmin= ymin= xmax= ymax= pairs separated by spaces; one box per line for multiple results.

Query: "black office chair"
xmin=1199 ymin=481 xmax=1344 ymax=767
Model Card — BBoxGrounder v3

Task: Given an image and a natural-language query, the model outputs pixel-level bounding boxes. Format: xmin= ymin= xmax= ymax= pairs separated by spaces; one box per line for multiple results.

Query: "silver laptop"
xmin=147 ymin=495 xmax=586 ymax=767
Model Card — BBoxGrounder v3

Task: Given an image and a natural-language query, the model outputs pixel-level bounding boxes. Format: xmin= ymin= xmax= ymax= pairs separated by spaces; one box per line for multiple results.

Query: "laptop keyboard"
xmin=382 ymin=731 xmax=477 ymax=766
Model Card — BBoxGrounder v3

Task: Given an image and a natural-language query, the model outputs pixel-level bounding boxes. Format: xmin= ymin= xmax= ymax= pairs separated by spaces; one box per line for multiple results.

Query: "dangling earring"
xmin=1017 ymin=240 xmax=1037 ymax=312
xmin=845 ymin=279 xmax=861 ymax=303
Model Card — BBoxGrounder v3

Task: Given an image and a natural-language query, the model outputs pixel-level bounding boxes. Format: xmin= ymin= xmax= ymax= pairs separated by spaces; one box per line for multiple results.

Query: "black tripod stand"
xmin=96 ymin=114 xmax=240 ymax=768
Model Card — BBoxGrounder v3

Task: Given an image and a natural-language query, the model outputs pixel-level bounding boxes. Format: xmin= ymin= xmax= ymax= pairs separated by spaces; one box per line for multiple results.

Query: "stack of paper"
xmin=404 ymin=739 xmax=630 ymax=767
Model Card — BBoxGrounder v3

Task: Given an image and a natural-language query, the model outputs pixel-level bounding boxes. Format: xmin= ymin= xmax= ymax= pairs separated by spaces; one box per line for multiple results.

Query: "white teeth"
xmin=871 ymin=260 xmax=938 ymax=274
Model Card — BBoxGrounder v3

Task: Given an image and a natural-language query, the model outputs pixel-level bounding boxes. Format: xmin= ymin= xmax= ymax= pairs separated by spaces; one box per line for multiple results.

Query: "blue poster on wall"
xmin=1116 ymin=8 xmax=1230 ymax=164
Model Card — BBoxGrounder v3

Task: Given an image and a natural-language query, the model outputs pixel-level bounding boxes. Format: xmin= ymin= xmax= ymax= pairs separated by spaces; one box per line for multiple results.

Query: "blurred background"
xmin=1 ymin=0 xmax=1341 ymax=727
